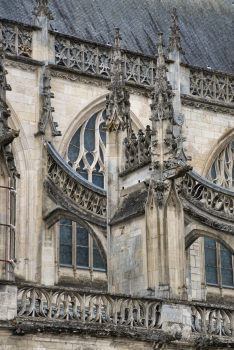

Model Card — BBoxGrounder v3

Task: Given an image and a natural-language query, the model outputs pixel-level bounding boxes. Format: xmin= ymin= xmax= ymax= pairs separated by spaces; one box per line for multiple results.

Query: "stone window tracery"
xmin=67 ymin=109 xmax=106 ymax=189
xmin=208 ymin=140 xmax=234 ymax=189
xmin=204 ymin=238 xmax=233 ymax=287
xmin=59 ymin=219 xmax=105 ymax=270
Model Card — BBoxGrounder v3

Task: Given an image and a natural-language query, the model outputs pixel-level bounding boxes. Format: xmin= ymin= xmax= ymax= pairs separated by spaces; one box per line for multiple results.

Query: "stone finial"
xmin=167 ymin=8 xmax=184 ymax=55
xmin=35 ymin=66 xmax=61 ymax=137
xmin=32 ymin=0 xmax=54 ymax=20
xmin=150 ymin=32 xmax=173 ymax=123
xmin=105 ymin=27 xmax=131 ymax=133
xmin=114 ymin=27 xmax=122 ymax=49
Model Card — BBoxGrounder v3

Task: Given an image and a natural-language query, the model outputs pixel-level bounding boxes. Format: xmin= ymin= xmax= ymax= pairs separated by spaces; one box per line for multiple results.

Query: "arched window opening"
xmin=67 ymin=110 xmax=106 ymax=189
xmin=208 ymin=140 xmax=234 ymax=189
xmin=59 ymin=219 xmax=105 ymax=271
xmin=204 ymin=238 xmax=233 ymax=287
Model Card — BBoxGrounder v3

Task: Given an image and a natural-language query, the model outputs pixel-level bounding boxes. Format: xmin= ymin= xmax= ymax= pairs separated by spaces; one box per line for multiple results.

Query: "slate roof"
xmin=0 ymin=0 xmax=233 ymax=73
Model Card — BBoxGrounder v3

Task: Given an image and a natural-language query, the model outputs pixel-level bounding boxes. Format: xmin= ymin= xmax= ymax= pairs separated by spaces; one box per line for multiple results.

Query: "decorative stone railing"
xmin=119 ymin=126 xmax=151 ymax=177
xmin=54 ymin=34 xmax=156 ymax=87
xmin=189 ymin=68 xmax=234 ymax=104
xmin=181 ymin=168 xmax=234 ymax=218
xmin=14 ymin=282 xmax=234 ymax=339
xmin=0 ymin=20 xmax=35 ymax=58
xmin=45 ymin=141 xmax=107 ymax=226
xmin=192 ymin=305 xmax=234 ymax=336
xmin=17 ymin=284 xmax=162 ymax=329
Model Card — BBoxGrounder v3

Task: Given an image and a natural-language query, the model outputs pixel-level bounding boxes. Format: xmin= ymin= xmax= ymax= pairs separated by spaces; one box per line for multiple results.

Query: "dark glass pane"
xmin=93 ymin=241 xmax=105 ymax=269
xmin=221 ymin=268 xmax=233 ymax=286
xmin=86 ymin=152 xmax=94 ymax=165
xmin=84 ymin=129 xmax=95 ymax=151
xmin=76 ymin=226 xmax=89 ymax=246
xmin=76 ymin=247 xmax=89 ymax=267
xmin=99 ymin=146 xmax=104 ymax=163
xmin=70 ymin=127 xmax=81 ymax=147
xmin=60 ymin=218 xmax=72 ymax=225
xmin=76 ymin=159 xmax=88 ymax=180
xmin=102 ymin=109 xmax=106 ymax=120
xmin=99 ymin=123 xmax=106 ymax=146
xmin=220 ymin=248 xmax=232 ymax=268
xmin=86 ymin=113 xmax=97 ymax=130
xmin=205 ymin=266 xmax=218 ymax=284
xmin=93 ymin=173 xmax=104 ymax=188
xmin=59 ymin=225 xmax=72 ymax=244
xmin=68 ymin=144 xmax=79 ymax=162
xmin=232 ymin=165 xmax=234 ymax=180
xmin=205 ymin=247 xmax=217 ymax=266
xmin=60 ymin=245 xmax=72 ymax=265
xmin=225 ymin=149 xmax=229 ymax=162
xmin=204 ymin=238 xmax=216 ymax=248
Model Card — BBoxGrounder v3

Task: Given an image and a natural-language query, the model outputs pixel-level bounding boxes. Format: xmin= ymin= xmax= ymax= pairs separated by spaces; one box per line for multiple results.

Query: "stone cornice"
xmin=49 ymin=65 xmax=151 ymax=97
xmin=180 ymin=62 xmax=234 ymax=78
xmin=0 ymin=17 xmax=41 ymax=31
xmin=181 ymin=94 xmax=234 ymax=115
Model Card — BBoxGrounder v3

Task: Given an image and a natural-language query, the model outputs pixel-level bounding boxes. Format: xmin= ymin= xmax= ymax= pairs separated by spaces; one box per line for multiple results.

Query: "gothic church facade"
xmin=0 ymin=0 xmax=234 ymax=349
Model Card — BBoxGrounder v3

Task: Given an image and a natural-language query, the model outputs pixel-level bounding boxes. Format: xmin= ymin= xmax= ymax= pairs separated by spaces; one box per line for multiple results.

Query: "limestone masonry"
xmin=0 ymin=0 xmax=234 ymax=349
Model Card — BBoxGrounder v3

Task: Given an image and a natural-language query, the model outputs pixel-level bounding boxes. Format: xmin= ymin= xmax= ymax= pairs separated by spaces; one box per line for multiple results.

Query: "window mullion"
xmin=216 ymin=243 xmax=222 ymax=287
xmin=73 ymin=221 xmax=77 ymax=276
xmin=90 ymin=235 xmax=93 ymax=281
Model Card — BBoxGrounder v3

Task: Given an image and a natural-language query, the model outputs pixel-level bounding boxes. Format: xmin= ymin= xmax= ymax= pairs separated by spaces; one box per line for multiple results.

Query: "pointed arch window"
xmin=59 ymin=219 xmax=105 ymax=271
xmin=67 ymin=109 xmax=106 ymax=189
xmin=208 ymin=140 xmax=234 ymax=189
xmin=204 ymin=238 xmax=234 ymax=287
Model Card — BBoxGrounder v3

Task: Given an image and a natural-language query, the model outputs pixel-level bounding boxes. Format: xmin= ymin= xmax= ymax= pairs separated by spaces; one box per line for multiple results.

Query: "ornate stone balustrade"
xmin=17 ymin=284 xmax=162 ymax=329
xmin=54 ymin=35 xmax=156 ymax=87
xmin=192 ymin=305 xmax=234 ymax=337
xmin=0 ymin=20 xmax=34 ymax=58
xmin=44 ymin=141 xmax=107 ymax=226
xmin=189 ymin=69 xmax=234 ymax=104
xmin=181 ymin=168 xmax=234 ymax=219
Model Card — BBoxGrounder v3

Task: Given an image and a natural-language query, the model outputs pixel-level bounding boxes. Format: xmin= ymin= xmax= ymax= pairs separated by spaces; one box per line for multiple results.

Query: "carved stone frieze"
xmin=35 ymin=66 xmax=61 ymax=137
xmin=32 ymin=0 xmax=54 ymax=20
xmin=5 ymin=60 xmax=38 ymax=72
xmin=181 ymin=95 xmax=234 ymax=115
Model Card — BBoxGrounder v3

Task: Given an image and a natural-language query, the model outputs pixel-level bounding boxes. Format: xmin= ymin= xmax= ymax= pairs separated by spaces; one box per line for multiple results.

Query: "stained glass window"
xmin=59 ymin=220 xmax=105 ymax=271
xmin=204 ymin=238 xmax=233 ymax=287
xmin=59 ymin=219 xmax=73 ymax=266
xmin=204 ymin=238 xmax=218 ymax=285
xmin=67 ymin=109 xmax=106 ymax=189
xmin=220 ymin=245 xmax=233 ymax=286
xmin=208 ymin=140 xmax=234 ymax=189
